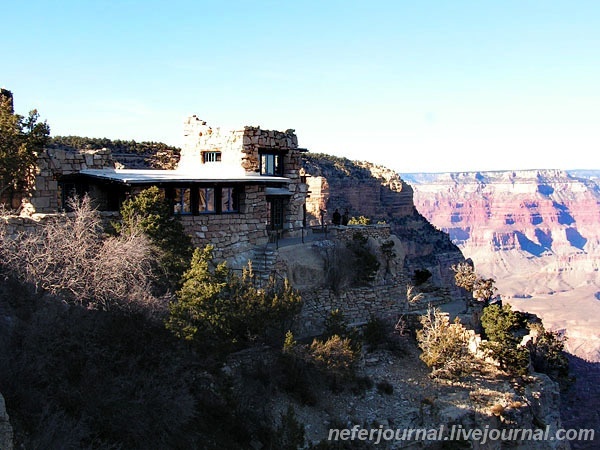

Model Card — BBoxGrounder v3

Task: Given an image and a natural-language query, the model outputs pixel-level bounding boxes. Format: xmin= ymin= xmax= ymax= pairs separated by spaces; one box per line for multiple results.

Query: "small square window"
xmin=202 ymin=151 xmax=222 ymax=163
xmin=260 ymin=152 xmax=283 ymax=176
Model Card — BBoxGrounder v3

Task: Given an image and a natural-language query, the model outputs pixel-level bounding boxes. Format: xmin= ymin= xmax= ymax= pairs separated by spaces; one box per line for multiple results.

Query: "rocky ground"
xmin=231 ymin=338 xmax=571 ymax=449
xmin=560 ymin=355 xmax=600 ymax=450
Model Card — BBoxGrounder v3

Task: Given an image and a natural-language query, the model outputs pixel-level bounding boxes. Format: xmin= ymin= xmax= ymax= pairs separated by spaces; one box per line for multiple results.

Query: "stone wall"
xmin=0 ymin=212 xmax=123 ymax=241
xmin=295 ymin=279 xmax=455 ymax=338
xmin=295 ymin=282 xmax=408 ymax=337
xmin=181 ymin=117 xmax=245 ymax=168
xmin=274 ymin=224 xmax=457 ymax=338
xmin=330 ymin=224 xmax=391 ymax=241
xmin=240 ymin=127 xmax=305 ymax=236
xmin=181 ymin=117 xmax=306 ymax=237
xmin=179 ymin=185 xmax=270 ymax=265
xmin=31 ymin=148 xmax=115 ymax=212
xmin=1 ymin=213 xmax=58 ymax=238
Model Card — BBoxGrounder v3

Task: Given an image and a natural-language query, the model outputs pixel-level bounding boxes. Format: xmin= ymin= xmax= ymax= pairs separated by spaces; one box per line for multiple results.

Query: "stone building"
xmin=28 ymin=116 xmax=309 ymax=263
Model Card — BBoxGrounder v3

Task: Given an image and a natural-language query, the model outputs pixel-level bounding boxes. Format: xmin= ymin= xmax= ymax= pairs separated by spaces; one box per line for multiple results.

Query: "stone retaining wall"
xmin=295 ymin=281 xmax=408 ymax=337
xmin=294 ymin=280 xmax=455 ymax=338
xmin=330 ymin=224 xmax=391 ymax=241
xmin=1 ymin=211 xmax=120 ymax=239
xmin=1 ymin=213 xmax=58 ymax=237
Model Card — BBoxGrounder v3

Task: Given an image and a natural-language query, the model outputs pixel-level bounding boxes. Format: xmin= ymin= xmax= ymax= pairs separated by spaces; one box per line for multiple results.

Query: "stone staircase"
xmin=251 ymin=244 xmax=279 ymax=285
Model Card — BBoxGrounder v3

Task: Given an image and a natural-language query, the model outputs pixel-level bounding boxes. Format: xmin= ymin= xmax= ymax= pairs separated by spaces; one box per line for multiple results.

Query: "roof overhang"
xmin=265 ymin=187 xmax=293 ymax=196
xmin=77 ymin=168 xmax=291 ymax=185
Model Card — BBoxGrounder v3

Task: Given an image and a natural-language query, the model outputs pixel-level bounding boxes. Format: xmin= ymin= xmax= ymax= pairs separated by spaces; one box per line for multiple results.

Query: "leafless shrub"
xmin=394 ymin=315 xmax=408 ymax=336
xmin=406 ymin=284 xmax=425 ymax=304
xmin=417 ymin=305 xmax=473 ymax=379
xmin=0 ymin=196 xmax=166 ymax=316
xmin=451 ymin=261 xmax=497 ymax=303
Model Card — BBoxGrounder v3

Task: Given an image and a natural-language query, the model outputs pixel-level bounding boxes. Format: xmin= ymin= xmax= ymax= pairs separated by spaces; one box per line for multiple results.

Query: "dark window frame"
xmin=202 ymin=151 xmax=222 ymax=163
xmin=259 ymin=150 xmax=285 ymax=176
xmin=173 ymin=187 xmax=193 ymax=215
xmin=58 ymin=181 xmax=88 ymax=211
xmin=220 ymin=186 xmax=239 ymax=213
xmin=198 ymin=186 xmax=216 ymax=214
xmin=166 ymin=184 xmax=242 ymax=215
xmin=268 ymin=197 xmax=285 ymax=230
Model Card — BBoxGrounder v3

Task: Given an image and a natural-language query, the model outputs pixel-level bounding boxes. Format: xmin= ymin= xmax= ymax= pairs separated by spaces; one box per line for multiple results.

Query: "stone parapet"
xmin=329 ymin=224 xmax=391 ymax=241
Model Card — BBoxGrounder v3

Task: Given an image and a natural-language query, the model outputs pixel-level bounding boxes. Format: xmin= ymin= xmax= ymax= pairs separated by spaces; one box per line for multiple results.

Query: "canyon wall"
xmin=302 ymin=154 xmax=465 ymax=292
xmin=406 ymin=169 xmax=600 ymax=361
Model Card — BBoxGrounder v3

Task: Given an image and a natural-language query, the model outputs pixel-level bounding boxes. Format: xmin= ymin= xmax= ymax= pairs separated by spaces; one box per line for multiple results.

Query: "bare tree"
xmin=406 ymin=284 xmax=425 ymax=304
xmin=417 ymin=306 xmax=473 ymax=379
xmin=0 ymin=196 xmax=167 ymax=316
xmin=451 ymin=261 xmax=497 ymax=304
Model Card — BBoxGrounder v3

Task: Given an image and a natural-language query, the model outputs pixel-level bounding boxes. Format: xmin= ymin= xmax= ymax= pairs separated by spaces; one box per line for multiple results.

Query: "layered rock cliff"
xmin=405 ymin=170 xmax=600 ymax=361
xmin=301 ymin=154 xmax=465 ymax=290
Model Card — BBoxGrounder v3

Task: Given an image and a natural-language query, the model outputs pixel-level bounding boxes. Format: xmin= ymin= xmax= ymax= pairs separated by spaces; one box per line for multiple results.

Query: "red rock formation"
xmin=407 ymin=169 xmax=600 ymax=360
xmin=409 ymin=170 xmax=600 ymax=262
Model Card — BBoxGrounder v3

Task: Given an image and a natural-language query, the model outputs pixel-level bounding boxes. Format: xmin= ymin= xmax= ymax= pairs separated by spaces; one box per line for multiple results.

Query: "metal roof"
xmin=79 ymin=168 xmax=291 ymax=185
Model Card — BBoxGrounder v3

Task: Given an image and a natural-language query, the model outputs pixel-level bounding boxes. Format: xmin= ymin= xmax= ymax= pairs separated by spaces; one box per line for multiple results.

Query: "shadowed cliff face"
xmin=301 ymin=154 xmax=465 ymax=291
xmin=406 ymin=169 xmax=600 ymax=361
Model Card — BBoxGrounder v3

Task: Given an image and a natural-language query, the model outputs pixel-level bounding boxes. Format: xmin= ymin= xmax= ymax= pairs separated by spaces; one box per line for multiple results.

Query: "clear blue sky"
xmin=3 ymin=0 xmax=600 ymax=172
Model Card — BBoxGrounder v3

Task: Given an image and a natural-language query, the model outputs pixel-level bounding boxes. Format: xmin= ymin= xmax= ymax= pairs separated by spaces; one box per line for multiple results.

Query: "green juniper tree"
xmin=167 ymin=245 xmax=302 ymax=352
xmin=0 ymin=89 xmax=50 ymax=205
xmin=480 ymin=303 xmax=530 ymax=375
xmin=117 ymin=186 xmax=193 ymax=285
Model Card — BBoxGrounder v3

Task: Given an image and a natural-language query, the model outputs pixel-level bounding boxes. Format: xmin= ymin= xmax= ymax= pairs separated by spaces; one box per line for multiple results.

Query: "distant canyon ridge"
xmin=405 ymin=170 xmax=600 ymax=361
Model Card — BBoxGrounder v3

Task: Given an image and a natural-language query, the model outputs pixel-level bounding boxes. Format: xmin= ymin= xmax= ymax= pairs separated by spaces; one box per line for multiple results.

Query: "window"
xmin=202 ymin=151 xmax=222 ymax=163
xmin=167 ymin=185 xmax=242 ymax=215
xmin=58 ymin=181 xmax=88 ymax=211
xmin=198 ymin=187 xmax=215 ymax=213
xmin=221 ymin=187 xmax=239 ymax=213
xmin=173 ymin=188 xmax=192 ymax=214
xmin=260 ymin=152 xmax=284 ymax=176
xmin=269 ymin=198 xmax=285 ymax=230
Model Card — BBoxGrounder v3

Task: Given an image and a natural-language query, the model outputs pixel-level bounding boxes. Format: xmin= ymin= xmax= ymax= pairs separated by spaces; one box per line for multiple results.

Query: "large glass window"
xmin=260 ymin=152 xmax=283 ymax=176
xmin=221 ymin=187 xmax=239 ymax=213
xmin=173 ymin=188 xmax=191 ymax=215
xmin=198 ymin=187 xmax=215 ymax=213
